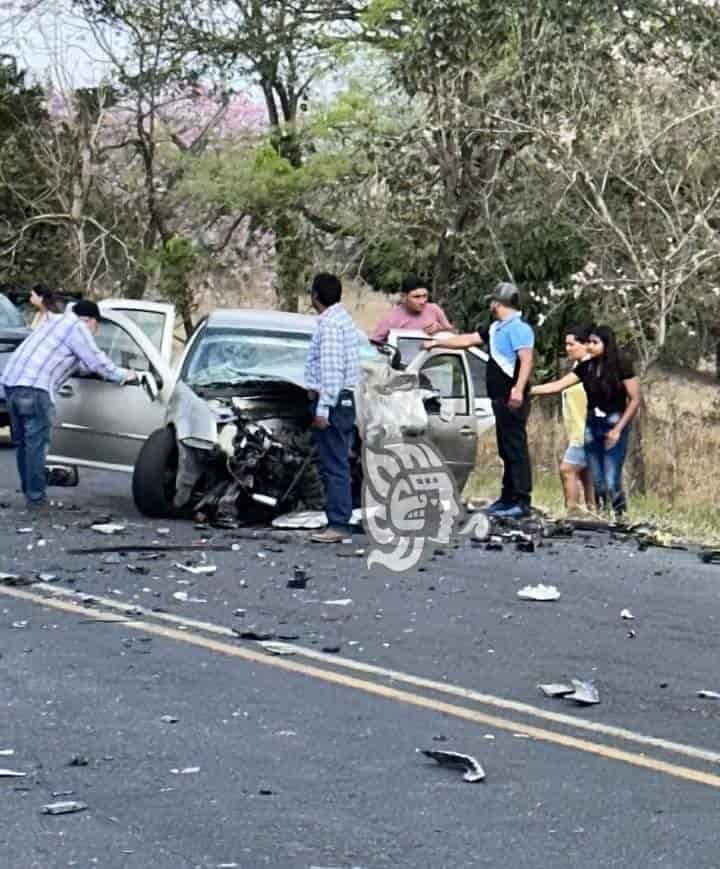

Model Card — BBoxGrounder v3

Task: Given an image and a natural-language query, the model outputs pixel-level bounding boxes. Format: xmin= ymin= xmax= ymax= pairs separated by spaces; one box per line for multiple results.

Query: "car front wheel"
xmin=132 ymin=426 xmax=181 ymax=518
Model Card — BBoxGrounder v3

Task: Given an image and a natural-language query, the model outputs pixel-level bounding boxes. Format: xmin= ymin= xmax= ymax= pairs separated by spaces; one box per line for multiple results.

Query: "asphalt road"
xmin=2 ymin=438 xmax=720 ymax=869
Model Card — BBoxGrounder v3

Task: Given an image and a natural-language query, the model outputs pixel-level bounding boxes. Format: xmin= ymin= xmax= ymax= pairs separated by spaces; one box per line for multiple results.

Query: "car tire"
xmin=132 ymin=426 xmax=182 ymax=518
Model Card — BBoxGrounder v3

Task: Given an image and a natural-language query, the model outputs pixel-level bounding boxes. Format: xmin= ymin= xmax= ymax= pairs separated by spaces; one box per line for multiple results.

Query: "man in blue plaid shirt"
xmin=305 ymin=273 xmax=359 ymax=543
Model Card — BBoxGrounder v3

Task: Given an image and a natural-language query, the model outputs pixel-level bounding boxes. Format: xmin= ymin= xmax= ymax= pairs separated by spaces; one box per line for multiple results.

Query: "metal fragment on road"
xmin=697 ymin=690 xmax=720 ymax=700
xmin=620 ymin=609 xmax=634 ymax=620
xmin=41 ymin=801 xmax=88 ymax=815
xmin=172 ymin=592 xmax=207 ymax=603
xmin=538 ymin=683 xmax=575 ymax=698
xmin=418 ymin=748 xmax=486 ymax=782
xmin=566 ymin=679 xmax=600 ymax=705
xmin=259 ymin=641 xmax=297 ymax=656
xmin=91 ymin=523 xmax=126 ymax=535
xmin=517 ymin=584 xmax=561 ymax=601
xmin=173 ymin=562 xmax=217 ymax=576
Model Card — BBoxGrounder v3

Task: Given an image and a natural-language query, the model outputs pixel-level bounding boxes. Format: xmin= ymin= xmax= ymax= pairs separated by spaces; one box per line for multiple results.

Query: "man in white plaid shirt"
xmin=305 ymin=273 xmax=359 ymax=543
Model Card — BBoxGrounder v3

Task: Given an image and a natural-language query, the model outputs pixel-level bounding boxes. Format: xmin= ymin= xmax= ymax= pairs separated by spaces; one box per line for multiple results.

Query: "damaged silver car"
xmin=47 ymin=304 xmax=480 ymax=521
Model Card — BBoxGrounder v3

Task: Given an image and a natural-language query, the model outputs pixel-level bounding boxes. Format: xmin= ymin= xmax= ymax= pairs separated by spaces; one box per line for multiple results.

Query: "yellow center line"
xmin=31 ymin=582 xmax=720 ymax=767
xmin=4 ymin=583 xmax=720 ymax=790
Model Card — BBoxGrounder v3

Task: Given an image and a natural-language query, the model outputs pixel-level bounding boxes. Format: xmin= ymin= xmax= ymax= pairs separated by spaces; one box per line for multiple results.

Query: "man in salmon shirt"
xmin=371 ymin=275 xmax=454 ymax=344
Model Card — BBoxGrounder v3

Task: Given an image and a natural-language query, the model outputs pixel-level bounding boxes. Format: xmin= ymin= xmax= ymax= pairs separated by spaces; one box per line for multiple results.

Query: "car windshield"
xmin=0 ymin=294 xmax=24 ymax=328
xmin=184 ymin=328 xmax=313 ymax=387
xmin=184 ymin=325 xmax=381 ymax=388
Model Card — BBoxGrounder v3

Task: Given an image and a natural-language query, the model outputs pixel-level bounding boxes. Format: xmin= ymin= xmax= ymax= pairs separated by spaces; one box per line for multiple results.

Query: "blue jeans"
xmin=6 ymin=386 xmax=53 ymax=504
xmin=312 ymin=391 xmax=355 ymax=531
xmin=585 ymin=412 xmax=630 ymax=515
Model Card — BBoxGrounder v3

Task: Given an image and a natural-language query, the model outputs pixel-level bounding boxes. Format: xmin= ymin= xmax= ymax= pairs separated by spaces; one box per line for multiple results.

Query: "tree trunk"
xmin=274 ymin=215 xmax=303 ymax=312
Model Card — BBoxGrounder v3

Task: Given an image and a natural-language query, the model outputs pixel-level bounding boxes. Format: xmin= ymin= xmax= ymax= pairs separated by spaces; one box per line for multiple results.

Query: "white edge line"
xmin=30 ymin=582 xmax=720 ymax=766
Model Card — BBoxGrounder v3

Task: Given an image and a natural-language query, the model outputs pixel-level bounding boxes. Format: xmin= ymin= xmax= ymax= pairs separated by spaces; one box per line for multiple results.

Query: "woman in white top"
xmin=29 ymin=284 xmax=62 ymax=329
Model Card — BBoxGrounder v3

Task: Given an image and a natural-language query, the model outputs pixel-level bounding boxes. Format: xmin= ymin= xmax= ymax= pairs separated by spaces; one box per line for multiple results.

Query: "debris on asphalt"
xmin=127 ymin=564 xmax=149 ymax=575
xmin=172 ymin=591 xmax=207 ymax=603
xmin=0 ymin=749 xmax=15 ymax=756
xmin=538 ymin=683 xmax=575 ymax=698
xmin=700 ymin=550 xmax=720 ymax=565
xmin=41 ymin=801 xmax=88 ymax=815
xmin=321 ymin=643 xmax=342 ymax=654
xmin=517 ymin=584 xmax=561 ymax=601
xmin=11 ymin=620 xmax=28 ymax=629
xmin=234 ymin=627 xmax=275 ymax=641
xmin=322 ymin=599 xmax=353 ymax=607
xmin=90 ymin=523 xmax=126 ymax=535
xmin=160 ymin=715 xmax=179 ymax=724
xmin=1 ymin=573 xmax=33 ymax=586
xmin=620 ymin=609 xmax=634 ymax=620
xmin=565 ymin=679 xmax=600 ymax=705
xmin=174 ymin=561 xmax=217 ymax=576
xmin=170 ymin=766 xmax=200 ymax=775
xmin=287 ymin=567 xmax=308 ymax=589
xmin=0 ymin=769 xmax=26 ymax=777
xmin=418 ymin=748 xmax=486 ymax=782
xmin=259 ymin=641 xmax=297 ymax=656
xmin=484 ymin=536 xmax=503 ymax=551
xmin=696 ymin=690 xmax=720 ymax=700
xmin=516 ymin=539 xmax=536 ymax=553
xmin=17 ymin=527 xmax=33 ymax=534
xmin=68 ymin=755 xmax=89 ymax=767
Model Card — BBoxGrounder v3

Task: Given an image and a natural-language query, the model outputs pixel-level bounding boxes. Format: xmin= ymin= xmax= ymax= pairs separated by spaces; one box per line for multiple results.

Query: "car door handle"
xmin=460 ymin=426 xmax=475 ymax=436
xmin=58 ymin=385 xmax=74 ymax=397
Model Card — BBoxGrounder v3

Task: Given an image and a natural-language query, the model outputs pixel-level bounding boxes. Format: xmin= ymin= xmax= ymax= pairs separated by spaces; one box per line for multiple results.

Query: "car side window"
xmin=467 ymin=352 xmax=488 ymax=398
xmin=90 ymin=321 xmax=150 ymax=372
xmin=420 ymin=354 xmax=469 ymax=414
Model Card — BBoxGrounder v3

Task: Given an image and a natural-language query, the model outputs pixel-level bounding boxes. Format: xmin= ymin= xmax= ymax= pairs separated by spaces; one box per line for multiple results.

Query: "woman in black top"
xmin=531 ymin=326 xmax=641 ymax=516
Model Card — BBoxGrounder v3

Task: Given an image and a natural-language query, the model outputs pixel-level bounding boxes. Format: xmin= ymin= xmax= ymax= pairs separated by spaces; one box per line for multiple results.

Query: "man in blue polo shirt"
xmin=424 ymin=282 xmax=535 ymax=518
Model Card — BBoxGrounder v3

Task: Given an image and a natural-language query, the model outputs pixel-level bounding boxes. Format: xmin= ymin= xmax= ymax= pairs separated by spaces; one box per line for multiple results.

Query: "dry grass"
xmin=466 ymin=405 xmax=720 ymax=545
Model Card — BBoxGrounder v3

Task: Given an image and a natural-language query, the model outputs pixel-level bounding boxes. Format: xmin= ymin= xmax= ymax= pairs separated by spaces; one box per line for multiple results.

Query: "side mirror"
xmin=421 ymin=389 xmax=442 ymax=415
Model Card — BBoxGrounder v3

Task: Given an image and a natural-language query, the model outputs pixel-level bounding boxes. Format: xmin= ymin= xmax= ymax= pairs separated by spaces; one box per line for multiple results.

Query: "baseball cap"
xmin=487 ymin=281 xmax=520 ymax=308
xmin=73 ymin=300 xmax=103 ymax=320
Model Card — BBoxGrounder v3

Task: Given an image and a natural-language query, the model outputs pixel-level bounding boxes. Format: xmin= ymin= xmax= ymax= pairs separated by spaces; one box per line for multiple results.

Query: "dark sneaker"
xmin=492 ymin=503 xmax=531 ymax=519
xmin=485 ymin=499 xmax=511 ymax=515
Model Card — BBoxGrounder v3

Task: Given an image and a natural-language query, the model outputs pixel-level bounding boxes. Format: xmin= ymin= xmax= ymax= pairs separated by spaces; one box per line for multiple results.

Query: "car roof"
xmin=205 ymin=309 xmax=318 ymax=333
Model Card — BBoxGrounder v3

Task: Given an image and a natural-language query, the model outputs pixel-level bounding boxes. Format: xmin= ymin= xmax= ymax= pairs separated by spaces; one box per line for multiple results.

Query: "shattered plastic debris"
xmin=537 ymin=683 xmax=575 ymax=698
xmin=697 ymin=690 xmax=720 ymax=700
xmin=566 ymin=679 xmax=600 ymax=705
xmin=322 ymin=599 xmax=353 ymax=607
xmin=287 ymin=566 xmax=308 ymax=589
xmin=170 ymin=766 xmax=200 ymax=775
xmin=160 ymin=715 xmax=179 ymax=724
xmin=234 ymin=627 xmax=275 ymax=641
xmin=172 ymin=591 xmax=207 ymax=603
xmin=0 ymin=769 xmax=26 ymax=777
xmin=91 ymin=523 xmax=126 ymax=535
xmin=272 ymin=510 xmax=327 ymax=530
xmin=517 ymin=584 xmax=561 ymax=601
xmin=174 ymin=562 xmax=217 ymax=576
xmin=259 ymin=641 xmax=297 ymax=656
xmin=41 ymin=801 xmax=88 ymax=815
xmin=418 ymin=748 xmax=486 ymax=782
xmin=620 ymin=609 xmax=634 ymax=620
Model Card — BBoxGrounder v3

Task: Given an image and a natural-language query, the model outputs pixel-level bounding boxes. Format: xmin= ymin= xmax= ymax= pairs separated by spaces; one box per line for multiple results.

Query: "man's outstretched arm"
xmin=423 ymin=331 xmax=483 ymax=350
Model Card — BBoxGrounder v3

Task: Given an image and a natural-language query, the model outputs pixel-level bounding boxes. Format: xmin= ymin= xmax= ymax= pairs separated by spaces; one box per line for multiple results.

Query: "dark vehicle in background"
xmin=0 ymin=294 xmax=30 ymax=428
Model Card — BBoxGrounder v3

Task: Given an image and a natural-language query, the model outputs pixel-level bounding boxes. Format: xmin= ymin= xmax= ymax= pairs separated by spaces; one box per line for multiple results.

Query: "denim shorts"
xmin=563 ymin=444 xmax=587 ymax=467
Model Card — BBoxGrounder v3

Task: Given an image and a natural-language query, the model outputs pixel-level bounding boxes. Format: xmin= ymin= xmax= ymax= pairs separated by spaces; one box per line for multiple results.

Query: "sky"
xmin=1 ymin=0 xmax=121 ymax=86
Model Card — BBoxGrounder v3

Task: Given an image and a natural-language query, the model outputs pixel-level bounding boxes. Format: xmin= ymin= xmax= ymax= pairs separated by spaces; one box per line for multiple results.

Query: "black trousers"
xmin=492 ymin=398 xmax=532 ymax=507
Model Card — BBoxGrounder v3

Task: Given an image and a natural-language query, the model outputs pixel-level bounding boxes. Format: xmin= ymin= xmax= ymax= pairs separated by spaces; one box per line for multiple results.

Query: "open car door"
xmin=386 ymin=328 xmax=495 ymax=435
xmin=100 ymin=298 xmax=176 ymax=363
xmin=406 ymin=347 xmax=478 ymax=491
xmin=47 ymin=304 xmax=174 ymax=472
